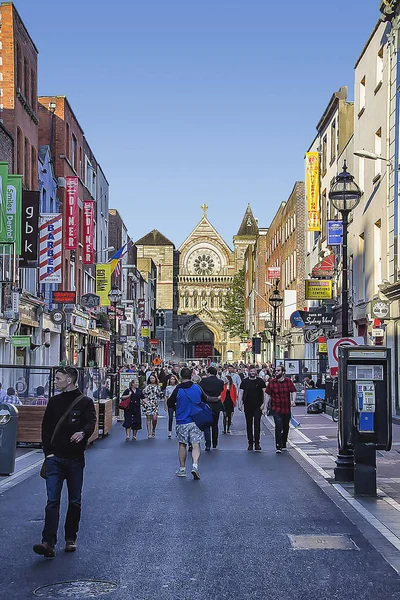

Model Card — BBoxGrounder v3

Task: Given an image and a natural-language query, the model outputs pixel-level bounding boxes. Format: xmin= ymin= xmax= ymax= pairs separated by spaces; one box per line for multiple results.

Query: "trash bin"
xmin=0 ymin=402 xmax=18 ymax=475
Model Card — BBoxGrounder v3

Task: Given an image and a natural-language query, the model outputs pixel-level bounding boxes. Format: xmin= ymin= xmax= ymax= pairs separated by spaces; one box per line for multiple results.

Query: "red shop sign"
xmin=52 ymin=291 xmax=77 ymax=304
xmin=83 ymin=200 xmax=95 ymax=264
xmin=65 ymin=176 xmax=79 ymax=250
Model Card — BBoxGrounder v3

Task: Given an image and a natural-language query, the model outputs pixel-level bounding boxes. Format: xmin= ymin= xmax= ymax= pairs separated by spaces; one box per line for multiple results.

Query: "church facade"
xmin=136 ymin=205 xmax=258 ymax=363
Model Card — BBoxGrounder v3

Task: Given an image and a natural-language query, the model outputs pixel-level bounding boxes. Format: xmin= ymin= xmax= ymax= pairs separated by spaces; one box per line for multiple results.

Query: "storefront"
xmin=87 ymin=328 xmax=111 ymax=367
xmin=16 ymin=297 xmax=43 ymax=366
xmin=67 ymin=310 xmax=90 ymax=367
xmin=40 ymin=314 xmax=61 ymax=366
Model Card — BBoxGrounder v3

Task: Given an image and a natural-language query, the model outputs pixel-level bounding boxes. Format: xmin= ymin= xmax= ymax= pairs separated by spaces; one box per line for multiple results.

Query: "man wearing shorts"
xmin=168 ymin=367 xmax=207 ymax=480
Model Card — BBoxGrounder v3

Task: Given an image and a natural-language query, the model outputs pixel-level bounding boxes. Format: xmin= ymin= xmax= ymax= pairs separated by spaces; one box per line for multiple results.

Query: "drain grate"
xmin=33 ymin=580 xmax=119 ymax=598
xmin=288 ymin=534 xmax=359 ymax=551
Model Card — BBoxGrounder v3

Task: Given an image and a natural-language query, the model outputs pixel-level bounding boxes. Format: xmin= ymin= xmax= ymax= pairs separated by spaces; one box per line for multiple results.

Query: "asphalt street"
xmin=0 ymin=409 xmax=400 ymax=600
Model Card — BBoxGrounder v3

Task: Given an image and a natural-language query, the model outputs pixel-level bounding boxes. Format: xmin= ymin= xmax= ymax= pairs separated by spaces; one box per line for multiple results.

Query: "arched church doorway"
xmin=187 ymin=323 xmax=214 ymax=359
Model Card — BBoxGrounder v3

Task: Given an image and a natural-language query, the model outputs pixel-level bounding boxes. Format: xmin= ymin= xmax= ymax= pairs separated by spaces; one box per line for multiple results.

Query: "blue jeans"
xmin=42 ymin=455 xmax=85 ymax=547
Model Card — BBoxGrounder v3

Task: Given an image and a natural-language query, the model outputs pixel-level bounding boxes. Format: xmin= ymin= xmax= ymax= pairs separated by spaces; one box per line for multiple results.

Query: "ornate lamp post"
xmin=329 ymin=160 xmax=362 ymax=482
xmin=108 ymin=284 xmax=122 ymax=374
xmin=268 ymin=280 xmax=283 ymax=366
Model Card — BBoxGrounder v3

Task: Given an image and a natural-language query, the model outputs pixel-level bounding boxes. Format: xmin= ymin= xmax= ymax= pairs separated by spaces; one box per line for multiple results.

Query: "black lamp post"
xmin=269 ymin=280 xmax=283 ymax=366
xmin=108 ymin=284 xmax=122 ymax=374
xmin=329 ymin=160 xmax=362 ymax=482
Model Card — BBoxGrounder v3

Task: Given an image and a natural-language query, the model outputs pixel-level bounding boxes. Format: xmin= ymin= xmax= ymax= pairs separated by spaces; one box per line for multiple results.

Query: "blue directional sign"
xmin=327 ymin=221 xmax=343 ymax=245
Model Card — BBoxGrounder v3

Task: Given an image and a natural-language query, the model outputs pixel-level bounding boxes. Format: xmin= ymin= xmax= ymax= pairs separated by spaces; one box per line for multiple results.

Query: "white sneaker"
xmin=176 ymin=468 xmax=186 ymax=477
xmin=191 ymin=466 xmax=201 ymax=480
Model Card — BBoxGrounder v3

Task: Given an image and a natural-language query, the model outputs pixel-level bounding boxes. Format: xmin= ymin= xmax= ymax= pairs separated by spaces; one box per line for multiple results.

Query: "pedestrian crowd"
xmin=31 ymin=360 xmax=298 ymax=560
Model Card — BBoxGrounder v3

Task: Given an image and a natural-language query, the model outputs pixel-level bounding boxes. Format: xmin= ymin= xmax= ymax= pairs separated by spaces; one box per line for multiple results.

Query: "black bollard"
xmin=354 ymin=442 xmax=376 ymax=496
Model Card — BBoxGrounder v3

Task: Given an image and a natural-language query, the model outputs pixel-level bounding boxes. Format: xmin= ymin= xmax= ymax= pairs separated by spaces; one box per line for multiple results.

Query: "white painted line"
xmin=292 ymin=428 xmax=312 ymax=443
xmin=15 ymin=449 xmax=41 ymax=462
xmin=319 ymin=436 xmax=329 ymax=440
xmin=333 ymin=484 xmax=400 ymax=552
xmin=377 ymin=489 xmax=400 ymax=514
xmin=0 ymin=458 xmax=43 ymax=491
xmin=290 ymin=442 xmax=331 ymax=479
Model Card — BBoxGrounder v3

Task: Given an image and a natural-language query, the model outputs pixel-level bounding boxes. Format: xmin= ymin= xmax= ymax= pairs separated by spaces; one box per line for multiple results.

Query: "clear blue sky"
xmin=15 ymin=0 xmax=379 ymax=248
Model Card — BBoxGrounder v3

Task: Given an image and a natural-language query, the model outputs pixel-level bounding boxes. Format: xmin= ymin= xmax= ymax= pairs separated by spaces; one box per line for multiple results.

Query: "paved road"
xmin=1 ymin=410 xmax=400 ymax=600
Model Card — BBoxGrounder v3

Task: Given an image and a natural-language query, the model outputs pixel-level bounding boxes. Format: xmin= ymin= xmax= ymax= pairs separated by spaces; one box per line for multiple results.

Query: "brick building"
xmin=0 ymin=123 xmax=13 ymax=167
xmin=0 ymin=2 xmax=38 ymax=186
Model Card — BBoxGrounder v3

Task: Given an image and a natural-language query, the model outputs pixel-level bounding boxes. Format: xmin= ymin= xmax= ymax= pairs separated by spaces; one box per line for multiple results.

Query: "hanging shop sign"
xmin=311 ymin=253 xmax=335 ymax=278
xmin=119 ymin=335 xmax=128 ymax=344
xmin=65 ymin=176 xmax=79 ymax=250
xmin=318 ymin=342 xmax=328 ymax=353
xmin=83 ymin=200 xmax=95 ymax=264
xmin=81 ymin=293 xmax=101 ymax=309
xmin=20 ymin=191 xmax=40 ymax=266
xmin=95 ymin=263 xmax=113 ymax=306
xmin=303 ymin=328 xmax=324 ymax=344
xmin=70 ymin=311 xmax=90 ymax=334
xmin=0 ymin=162 xmax=8 ymax=240
xmin=141 ymin=327 xmax=150 ymax=338
xmin=302 ymin=310 xmax=334 ymax=329
xmin=50 ymin=308 xmax=66 ymax=325
xmin=327 ymin=221 xmax=343 ymax=246
xmin=371 ymin=299 xmax=390 ymax=320
xmin=39 ymin=213 xmax=62 ymax=283
xmin=52 ymin=291 xmax=76 ymax=304
xmin=19 ymin=302 xmax=39 ymax=327
xmin=6 ymin=174 xmax=22 ymax=254
xmin=137 ymin=299 xmax=145 ymax=318
xmin=305 ymin=279 xmax=333 ymax=300
xmin=267 ymin=266 xmax=281 ymax=280
xmin=306 ymin=152 xmax=320 ymax=232
xmin=11 ymin=335 xmax=31 ymax=348
xmin=290 ymin=311 xmax=306 ymax=328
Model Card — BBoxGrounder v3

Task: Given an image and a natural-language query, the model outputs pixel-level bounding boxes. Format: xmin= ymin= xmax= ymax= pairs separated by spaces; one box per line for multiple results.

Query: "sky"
xmin=14 ymin=0 xmax=380 ymax=248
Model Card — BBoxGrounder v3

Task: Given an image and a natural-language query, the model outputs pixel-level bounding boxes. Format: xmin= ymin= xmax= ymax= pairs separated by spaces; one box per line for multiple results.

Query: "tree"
xmin=222 ymin=267 xmax=247 ymax=338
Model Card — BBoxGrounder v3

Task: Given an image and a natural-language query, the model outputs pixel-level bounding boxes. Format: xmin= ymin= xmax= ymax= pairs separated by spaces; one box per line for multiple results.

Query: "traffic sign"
xmin=153 ymin=357 xmax=162 ymax=366
xmin=327 ymin=337 xmax=364 ymax=376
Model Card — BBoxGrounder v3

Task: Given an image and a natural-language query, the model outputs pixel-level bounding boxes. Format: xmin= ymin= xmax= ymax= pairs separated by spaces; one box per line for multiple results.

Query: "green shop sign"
xmin=12 ymin=335 xmax=31 ymax=347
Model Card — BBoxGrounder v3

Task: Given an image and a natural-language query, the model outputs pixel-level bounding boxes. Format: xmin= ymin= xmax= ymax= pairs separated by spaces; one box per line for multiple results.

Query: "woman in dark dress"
xmin=220 ymin=375 xmax=237 ymax=434
xmin=121 ymin=379 xmax=144 ymax=441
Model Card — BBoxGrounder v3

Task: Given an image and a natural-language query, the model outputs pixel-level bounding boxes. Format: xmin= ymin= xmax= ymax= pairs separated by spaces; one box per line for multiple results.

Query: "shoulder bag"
xmin=40 ymin=393 xmax=85 ymax=479
xmin=182 ymin=389 xmax=213 ymax=431
xmin=119 ymin=392 xmax=131 ymax=410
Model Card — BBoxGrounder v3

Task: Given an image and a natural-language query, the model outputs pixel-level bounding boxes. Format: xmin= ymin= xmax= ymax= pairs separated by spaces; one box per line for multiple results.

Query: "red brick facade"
xmin=0 ymin=2 xmax=38 ymax=185
xmin=38 ymin=96 xmax=87 ymax=298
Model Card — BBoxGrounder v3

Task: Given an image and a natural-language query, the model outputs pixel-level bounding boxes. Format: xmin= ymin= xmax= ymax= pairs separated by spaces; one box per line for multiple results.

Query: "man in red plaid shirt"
xmin=265 ymin=365 xmax=296 ymax=453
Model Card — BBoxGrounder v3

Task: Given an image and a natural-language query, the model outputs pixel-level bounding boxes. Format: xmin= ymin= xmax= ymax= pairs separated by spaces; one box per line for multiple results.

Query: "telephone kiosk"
xmin=337 ymin=346 xmax=392 ymax=496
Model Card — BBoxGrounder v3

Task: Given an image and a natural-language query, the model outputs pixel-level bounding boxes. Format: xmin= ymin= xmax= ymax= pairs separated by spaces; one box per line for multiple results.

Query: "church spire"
xmin=236 ymin=204 xmax=259 ymax=237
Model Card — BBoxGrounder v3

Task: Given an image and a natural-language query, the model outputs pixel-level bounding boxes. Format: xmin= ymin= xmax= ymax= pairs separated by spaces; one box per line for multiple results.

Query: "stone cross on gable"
xmin=201 ymin=203 xmax=209 ymax=217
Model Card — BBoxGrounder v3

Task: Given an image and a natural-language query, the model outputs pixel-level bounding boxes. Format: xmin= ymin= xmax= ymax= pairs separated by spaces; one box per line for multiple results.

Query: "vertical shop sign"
xmin=83 ymin=200 xmax=95 ymax=264
xmin=95 ymin=263 xmax=113 ymax=306
xmin=39 ymin=213 xmax=63 ymax=283
xmin=6 ymin=174 xmax=22 ymax=254
xmin=65 ymin=176 xmax=79 ymax=249
xmin=306 ymin=152 xmax=320 ymax=231
xmin=0 ymin=162 xmax=8 ymax=242
xmin=20 ymin=191 xmax=40 ymax=266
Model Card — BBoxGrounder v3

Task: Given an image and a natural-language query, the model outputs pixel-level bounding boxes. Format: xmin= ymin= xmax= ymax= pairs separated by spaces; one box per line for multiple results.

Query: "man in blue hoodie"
xmin=168 ymin=367 xmax=207 ymax=480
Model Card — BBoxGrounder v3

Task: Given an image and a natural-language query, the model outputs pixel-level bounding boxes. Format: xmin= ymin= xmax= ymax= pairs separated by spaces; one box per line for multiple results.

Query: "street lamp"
xmin=269 ymin=280 xmax=283 ymax=366
xmin=329 ymin=160 xmax=362 ymax=483
xmin=108 ymin=284 xmax=122 ymax=374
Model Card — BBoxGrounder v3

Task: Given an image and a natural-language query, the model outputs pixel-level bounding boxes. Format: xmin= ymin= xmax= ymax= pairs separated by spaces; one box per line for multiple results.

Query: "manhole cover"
xmin=288 ymin=534 xmax=358 ymax=550
xmin=33 ymin=580 xmax=119 ymax=598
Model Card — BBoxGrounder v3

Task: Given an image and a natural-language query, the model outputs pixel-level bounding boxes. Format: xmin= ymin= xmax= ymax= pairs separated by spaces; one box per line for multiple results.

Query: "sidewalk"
xmin=262 ymin=407 xmax=400 ymax=571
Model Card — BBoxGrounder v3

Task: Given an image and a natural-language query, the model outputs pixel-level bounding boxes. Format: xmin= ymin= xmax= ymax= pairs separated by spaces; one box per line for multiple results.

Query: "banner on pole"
xmin=83 ymin=200 xmax=95 ymax=264
xmin=65 ymin=176 xmax=79 ymax=249
xmin=20 ymin=191 xmax=40 ymax=266
xmin=95 ymin=263 xmax=113 ymax=306
xmin=40 ymin=213 xmax=63 ymax=283
xmin=305 ymin=152 xmax=320 ymax=232
xmin=0 ymin=162 xmax=8 ymax=241
xmin=6 ymin=174 xmax=22 ymax=254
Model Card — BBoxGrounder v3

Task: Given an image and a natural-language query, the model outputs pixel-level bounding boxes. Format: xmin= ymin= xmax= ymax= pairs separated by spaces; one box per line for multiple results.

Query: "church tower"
xmin=233 ymin=204 xmax=259 ymax=270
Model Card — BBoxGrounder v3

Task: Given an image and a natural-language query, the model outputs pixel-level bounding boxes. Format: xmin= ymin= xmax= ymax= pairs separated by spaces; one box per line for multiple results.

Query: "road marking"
xmin=289 ymin=442 xmax=331 ymax=479
xmin=292 ymin=428 xmax=312 ymax=443
xmin=15 ymin=449 xmax=41 ymax=462
xmin=333 ymin=484 xmax=400 ymax=553
xmin=0 ymin=458 xmax=43 ymax=491
xmin=319 ymin=436 xmax=329 ymax=440
xmin=377 ymin=489 xmax=400 ymax=514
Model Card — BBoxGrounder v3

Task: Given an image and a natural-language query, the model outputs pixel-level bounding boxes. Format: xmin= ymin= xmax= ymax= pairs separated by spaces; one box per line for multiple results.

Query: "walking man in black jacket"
xmin=33 ymin=367 xmax=96 ymax=558
xmin=199 ymin=366 xmax=224 ymax=450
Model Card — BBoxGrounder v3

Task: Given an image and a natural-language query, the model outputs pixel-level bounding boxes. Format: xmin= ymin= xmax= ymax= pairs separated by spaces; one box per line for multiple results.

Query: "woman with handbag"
xmin=164 ymin=374 xmax=179 ymax=439
xmin=220 ymin=375 xmax=237 ymax=434
xmin=120 ymin=379 xmax=144 ymax=441
xmin=142 ymin=373 xmax=162 ymax=438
